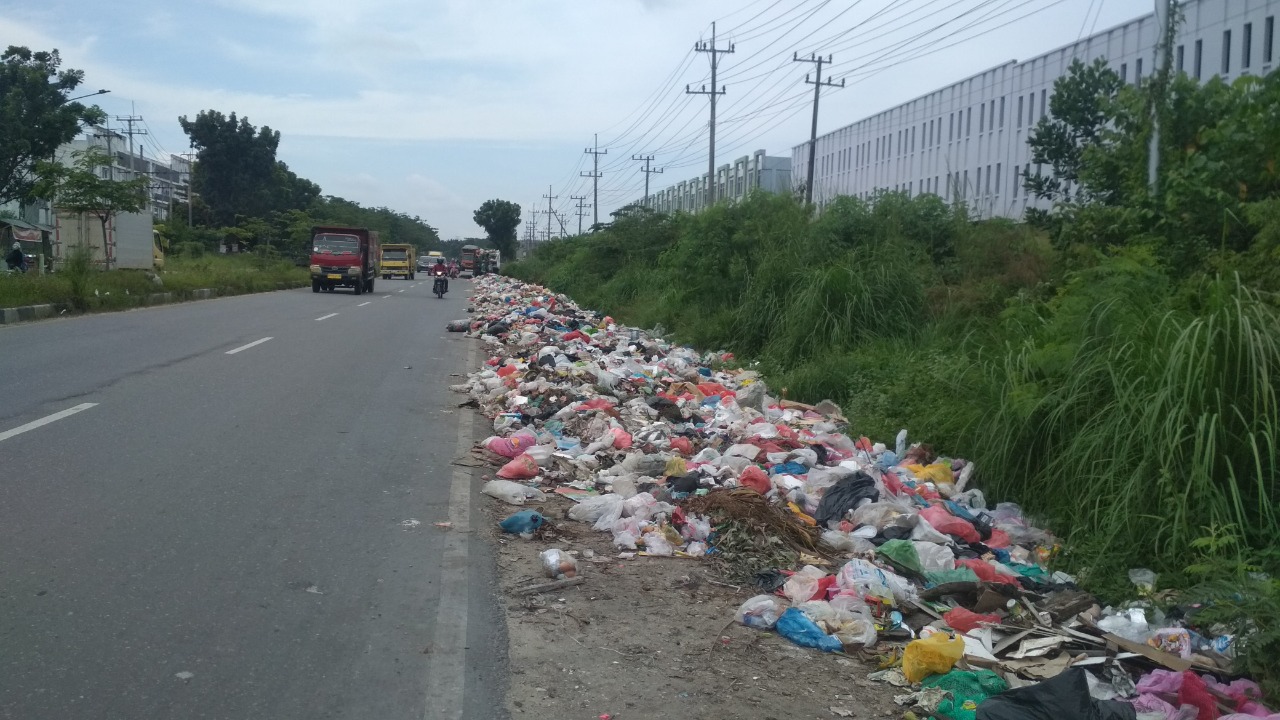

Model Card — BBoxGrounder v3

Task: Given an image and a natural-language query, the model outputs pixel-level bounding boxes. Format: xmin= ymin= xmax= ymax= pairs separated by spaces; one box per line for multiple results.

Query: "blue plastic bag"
xmin=771 ymin=461 xmax=808 ymax=476
xmin=499 ymin=510 xmax=545 ymax=535
xmin=775 ymin=607 xmax=844 ymax=652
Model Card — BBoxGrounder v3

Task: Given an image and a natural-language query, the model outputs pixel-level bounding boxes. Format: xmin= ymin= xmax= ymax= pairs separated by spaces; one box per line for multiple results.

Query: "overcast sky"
xmin=2 ymin=0 xmax=1154 ymax=240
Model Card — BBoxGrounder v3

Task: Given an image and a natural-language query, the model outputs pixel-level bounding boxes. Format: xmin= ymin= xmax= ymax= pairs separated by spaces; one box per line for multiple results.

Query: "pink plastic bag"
xmin=611 ymin=427 xmax=633 ymax=450
xmin=485 ymin=431 xmax=537 ymax=458
xmin=921 ymin=505 xmax=979 ymax=543
xmin=739 ymin=466 xmax=771 ymax=494
xmin=497 ymin=453 xmax=539 ymax=479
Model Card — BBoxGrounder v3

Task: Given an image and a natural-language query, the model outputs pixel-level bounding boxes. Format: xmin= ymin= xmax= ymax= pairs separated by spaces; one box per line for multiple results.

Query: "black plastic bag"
xmin=976 ymin=668 xmax=1136 ymax=720
xmin=813 ymin=472 xmax=879 ymax=526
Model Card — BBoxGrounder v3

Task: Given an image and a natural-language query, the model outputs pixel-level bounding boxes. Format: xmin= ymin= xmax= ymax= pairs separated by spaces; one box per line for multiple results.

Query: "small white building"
xmin=52 ymin=130 xmax=156 ymax=270
xmin=792 ymin=0 xmax=1278 ymax=218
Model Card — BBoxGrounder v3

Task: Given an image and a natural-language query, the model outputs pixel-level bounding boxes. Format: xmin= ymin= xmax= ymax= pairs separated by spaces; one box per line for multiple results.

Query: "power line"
xmin=581 ymin=134 xmax=607 ymax=228
xmin=794 ymin=52 xmax=845 ymax=204
xmin=686 ymin=21 xmax=735 ymax=207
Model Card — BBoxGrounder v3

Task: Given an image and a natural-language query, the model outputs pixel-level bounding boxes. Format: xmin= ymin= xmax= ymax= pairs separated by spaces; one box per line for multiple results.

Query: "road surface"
xmin=0 ymin=279 xmax=506 ymax=720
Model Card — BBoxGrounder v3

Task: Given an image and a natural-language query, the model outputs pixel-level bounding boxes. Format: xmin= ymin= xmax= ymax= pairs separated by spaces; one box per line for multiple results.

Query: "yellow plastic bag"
xmin=905 ymin=462 xmax=954 ymax=487
xmin=902 ymin=632 xmax=965 ymax=682
xmin=664 ymin=457 xmax=688 ymax=477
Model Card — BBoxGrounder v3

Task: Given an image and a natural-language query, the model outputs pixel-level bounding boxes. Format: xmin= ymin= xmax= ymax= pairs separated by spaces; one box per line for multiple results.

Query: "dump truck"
xmin=310 ymin=225 xmax=379 ymax=294
xmin=380 ymin=243 xmax=415 ymax=280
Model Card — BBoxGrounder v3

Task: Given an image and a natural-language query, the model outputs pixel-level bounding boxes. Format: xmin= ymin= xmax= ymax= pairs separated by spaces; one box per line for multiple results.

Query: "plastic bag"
xmin=775 ymin=607 xmax=844 ymax=652
xmin=685 ymin=541 xmax=707 ymax=557
xmin=482 ymin=479 xmax=546 ymax=505
xmin=821 ymin=530 xmax=877 ymax=554
xmin=623 ymin=492 xmax=659 ymax=521
xmin=496 ymin=453 xmax=540 ymax=479
xmin=612 ymin=530 xmax=638 ymax=549
xmin=944 ymin=607 xmax=1000 ymax=633
xmin=735 ymin=595 xmax=781 ymax=629
xmin=484 ymin=430 xmax=537 ymax=458
xmin=837 ymin=559 xmax=895 ymax=605
xmin=568 ymin=494 xmax=624 ymax=523
xmin=524 ymin=444 xmax=554 ymax=466
xmin=539 ymin=549 xmax=578 ymax=579
xmin=783 ymin=566 xmax=825 ymax=604
xmin=921 ymin=505 xmax=979 ymax=543
xmin=903 ymin=632 xmax=965 ymax=682
xmin=499 ymin=510 xmax=545 ymax=536
xmin=680 ymin=514 xmax=712 ymax=542
xmin=738 ymin=465 xmax=772 ymax=494
xmin=914 ymin=542 xmax=956 ymax=572
xmin=641 ymin=531 xmax=674 ymax=556
xmin=876 ymin=539 xmax=924 ymax=575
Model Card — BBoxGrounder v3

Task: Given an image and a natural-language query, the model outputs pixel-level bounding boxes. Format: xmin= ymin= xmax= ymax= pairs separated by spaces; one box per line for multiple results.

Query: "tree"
xmin=178 ymin=110 xmax=281 ymax=226
xmin=0 ymin=46 xmax=105 ymax=205
xmin=473 ymin=199 xmax=521 ymax=260
xmin=33 ymin=147 xmax=148 ymax=270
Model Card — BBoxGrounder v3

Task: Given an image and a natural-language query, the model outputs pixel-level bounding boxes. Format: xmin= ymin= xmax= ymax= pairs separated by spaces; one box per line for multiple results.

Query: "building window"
xmin=1195 ymin=39 xmax=1203 ymax=79
xmin=949 ymin=112 xmax=954 ymax=141
xmin=966 ymin=107 xmax=972 ymax=136
xmin=1266 ymin=16 xmax=1274 ymax=63
xmin=979 ymin=104 xmax=985 ymax=133
xmin=1244 ymin=23 xmax=1253 ymax=69
xmin=1135 ymin=58 xmax=1142 ymax=81
xmin=911 ymin=126 xmax=916 ymax=152
xmin=1223 ymin=30 xmax=1232 ymax=74
xmin=1013 ymin=168 xmax=1018 ymax=198
xmin=1028 ymin=93 xmax=1035 ymax=125
xmin=989 ymin=100 xmax=996 ymax=130
xmin=999 ymin=96 xmax=1005 ymax=127
xmin=976 ymin=167 xmax=982 ymax=197
xmin=1040 ymin=89 xmax=1047 ymax=119
xmin=1120 ymin=63 xmax=1127 ymax=83
xmin=1177 ymin=44 xmax=1185 ymax=72
xmin=963 ymin=170 xmax=969 ymax=196
xmin=1017 ymin=96 xmax=1024 ymax=127
xmin=986 ymin=164 xmax=992 ymax=195
xmin=995 ymin=163 xmax=1001 ymax=195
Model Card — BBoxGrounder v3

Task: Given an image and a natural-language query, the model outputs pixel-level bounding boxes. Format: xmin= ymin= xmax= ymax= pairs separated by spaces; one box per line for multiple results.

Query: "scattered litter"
xmin=175 ymin=671 xmax=194 ymax=680
xmin=400 ymin=519 xmax=421 ymax=529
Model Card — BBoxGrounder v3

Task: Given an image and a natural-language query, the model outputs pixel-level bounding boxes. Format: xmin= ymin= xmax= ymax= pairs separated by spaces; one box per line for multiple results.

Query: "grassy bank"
xmin=506 ymin=191 xmax=1280 ymax=687
xmin=0 ymin=253 xmax=308 ymax=312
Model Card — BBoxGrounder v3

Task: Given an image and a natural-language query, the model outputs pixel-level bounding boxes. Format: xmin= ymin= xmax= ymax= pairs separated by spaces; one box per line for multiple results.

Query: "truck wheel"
xmin=312 ymin=280 xmax=320 ymax=293
xmin=353 ymin=278 xmax=364 ymax=295
xmin=409 ymin=272 xmax=415 ymax=280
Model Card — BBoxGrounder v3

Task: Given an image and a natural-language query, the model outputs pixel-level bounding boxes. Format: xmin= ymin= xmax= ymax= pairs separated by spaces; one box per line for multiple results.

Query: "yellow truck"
xmin=380 ymin=244 xmax=415 ymax=280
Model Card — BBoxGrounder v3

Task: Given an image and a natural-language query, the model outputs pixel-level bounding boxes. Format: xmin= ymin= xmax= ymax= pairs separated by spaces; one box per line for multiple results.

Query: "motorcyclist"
xmin=5 ymin=242 xmax=27 ymax=273
xmin=431 ymin=257 xmax=448 ymax=294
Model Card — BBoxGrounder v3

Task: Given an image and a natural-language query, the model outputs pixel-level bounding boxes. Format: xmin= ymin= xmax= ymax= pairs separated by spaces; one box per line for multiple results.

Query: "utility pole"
xmin=542 ymin=186 xmax=558 ymax=243
xmin=632 ymin=155 xmax=664 ymax=207
xmin=571 ymin=195 xmax=589 ymax=235
xmin=1148 ymin=0 xmax=1174 ymax=195
xmin=686 ymin=22 xmax=734 ymax=210
xmin=115 ymin=114 xmax=147 ymax=180
xmin=581 ymin=134 xmax=606 ymax=229
xmin=794 ymin=52 xmax=844 ymax=206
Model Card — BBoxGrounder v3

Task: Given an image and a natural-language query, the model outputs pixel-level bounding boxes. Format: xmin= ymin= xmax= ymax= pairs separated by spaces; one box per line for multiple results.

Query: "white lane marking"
xmin=423 ymin=339 xmax=477 ymax=720
xmin=357 ymin=301 xmax=372 ymax=307
xmin=225 ymin=337 xmax=273 ymax=355
xmin=315 ymin=313 xmax=338 ymax=321
xmin=0 ymin=403 xmax=98 ymax=443
xmin=382 ymin=295 xmax=391 ymax=299
xmin=397 ymin=289 xmax=405 ymax=293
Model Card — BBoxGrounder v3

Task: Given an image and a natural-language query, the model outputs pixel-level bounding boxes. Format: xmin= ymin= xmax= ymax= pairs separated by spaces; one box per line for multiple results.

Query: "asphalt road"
xmin=0 ymin=278 xmax=507 ymax=720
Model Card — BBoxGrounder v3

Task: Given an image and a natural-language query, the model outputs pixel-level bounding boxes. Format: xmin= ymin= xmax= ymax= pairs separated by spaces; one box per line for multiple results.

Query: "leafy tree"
xmin=0 ymin=46 xmax=106 ymax=205
xmin=1024 ymin=58 xmax=1126 ymax=210
xmin=33 ymin=147 xmax=148 ymax=269
xmin=178 ymin=110 xmax=281 ymax=225
xmin=473 ymin=199 xmax=521 ymax=260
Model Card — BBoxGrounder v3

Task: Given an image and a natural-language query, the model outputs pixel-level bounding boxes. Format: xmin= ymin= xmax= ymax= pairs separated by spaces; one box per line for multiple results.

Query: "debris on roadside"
xmin=457 ymin=274 xmax=1276 ymax=720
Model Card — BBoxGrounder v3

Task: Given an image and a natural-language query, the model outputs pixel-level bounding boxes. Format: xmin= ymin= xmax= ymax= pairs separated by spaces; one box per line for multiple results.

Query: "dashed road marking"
xmin=225 ymin=337 xmax=273 ymax=355
xmin=0 ymin=403 xmax=98 ymax=443
xmin=315 ymin=313 xmax=338 ymax=321
xmin=357 ymin=301 xmax=372 ymax=307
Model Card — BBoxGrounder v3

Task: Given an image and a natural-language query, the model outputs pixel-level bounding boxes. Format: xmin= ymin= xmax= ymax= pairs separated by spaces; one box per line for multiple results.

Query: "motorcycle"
xmin=431 ymin=267 xmax=449 ymax=298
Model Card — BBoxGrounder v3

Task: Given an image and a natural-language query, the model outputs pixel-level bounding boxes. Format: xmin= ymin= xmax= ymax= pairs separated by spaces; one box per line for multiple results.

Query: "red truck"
xmin=310 ymin=225 xmax=380 ymax=294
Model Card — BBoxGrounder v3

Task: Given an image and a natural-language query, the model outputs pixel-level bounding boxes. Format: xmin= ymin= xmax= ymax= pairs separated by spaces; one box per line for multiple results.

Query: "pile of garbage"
xmin=454 ymin=274 xmax=1272 ymax=720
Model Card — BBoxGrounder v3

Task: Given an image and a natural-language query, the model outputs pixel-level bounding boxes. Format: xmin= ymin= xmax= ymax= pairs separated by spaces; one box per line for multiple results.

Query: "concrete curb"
xmin=0 ymin=282 xmax=307 ymax=326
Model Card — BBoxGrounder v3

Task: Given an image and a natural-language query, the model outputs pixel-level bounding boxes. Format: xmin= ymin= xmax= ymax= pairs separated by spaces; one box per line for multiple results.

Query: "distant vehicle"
xmin=380 ymin=243 xmax=415 ymax=280
xmin=417 ymin=255 xmax=431 ymax=272
xmin=460 ymin=244 xmax=479 ymax=275
xmin=310 ymin=225 xmax=379 ymax=294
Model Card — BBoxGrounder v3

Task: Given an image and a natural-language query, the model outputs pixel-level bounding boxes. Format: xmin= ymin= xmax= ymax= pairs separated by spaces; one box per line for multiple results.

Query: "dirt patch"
xmin=483 ymin=492 xmax=903 ymax=720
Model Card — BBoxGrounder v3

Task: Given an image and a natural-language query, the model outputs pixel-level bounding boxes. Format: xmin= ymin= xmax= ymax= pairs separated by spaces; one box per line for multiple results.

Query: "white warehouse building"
xmin=644 ymin=150 xmax=792 ymax=214
xmin=793 ymin=0 xmax=1279 ymax=219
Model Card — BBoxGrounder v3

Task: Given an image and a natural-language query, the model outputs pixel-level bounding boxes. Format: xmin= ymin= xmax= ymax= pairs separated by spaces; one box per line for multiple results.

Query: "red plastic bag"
xmin=696 ymin=382 xmax=734 ymax=398
xmin=739 ymin=466 xmax=771 ymax=494
xmin=496 ymin=364 xmax=518 ymax=377
xmin=955 ymin=558 xmax=1018 ymax=585
xmin=579 ymin=398 xmax=616 ymax=411
xmin=1177 ymin=671 xmax=1219 ymax=720
xmin=921 ymin=505 xmax=979 ymax=543
xmin=985 ymin=528 xmax=1011 ymax=549
xmin=610 ymin=427 xmax=633 ymax=450
xmin=670 ymin=437 xmax=693 ymax=455
xmin=562 ymin=330 xmax=587 ymax=342
xmin=943 ymin=607 xmax=1000 ymax=633
xmin=497 ymin=454 xmax=539 ymax=479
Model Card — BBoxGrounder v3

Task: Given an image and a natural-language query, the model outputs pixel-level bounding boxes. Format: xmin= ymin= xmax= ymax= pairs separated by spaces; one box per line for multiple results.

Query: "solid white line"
xmin=423 ymin=339 xmax=477 ymax=720
xmin=357 ymin=301 xmax=372 ymax=307
xmin=397 ymin=289 xmax=405 ymax=293
xmin=0 ymin=403 xmax=98 ymax=443
xmin=382 ymin=295 xmax=391 ymax=299
xmin=225 ymin=337 xmax=273 ymax=355
xmin=315 ymin=313 xmax=338 ymax=321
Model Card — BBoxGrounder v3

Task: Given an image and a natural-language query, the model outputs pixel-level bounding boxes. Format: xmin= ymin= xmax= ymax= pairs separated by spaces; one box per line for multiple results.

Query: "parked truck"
xmin=310 ymin=225 xmax=379 ymax=294
xmin=380 ymin=243 xmax=415 ymax=280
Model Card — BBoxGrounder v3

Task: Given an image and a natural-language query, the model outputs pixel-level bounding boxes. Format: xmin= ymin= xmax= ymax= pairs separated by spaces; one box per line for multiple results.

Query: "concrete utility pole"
xmin=1148 ymin=0 xmax=1175 ymax=195
xmin=542 ymin=186 xmax=558 ymax=243
xmin=115 ymin=114 xmax=147 ymax=179
xmin=632 ymin=155 xmax=664 ymax=207
xmin=794 ymin=52 xmax=845 ymax=206
xmin=686 ymin=22 xmax=734 ymax=209
xmin=571 ymin=195 xmax=589 ymax=235
xmin=581 ymin=134 xmax=606 ymax=229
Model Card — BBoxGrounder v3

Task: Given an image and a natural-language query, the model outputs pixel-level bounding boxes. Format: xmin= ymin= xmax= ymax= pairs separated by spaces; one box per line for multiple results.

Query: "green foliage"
xmin=179 ymin=110 xmax=282 ymax=226
xmin=61 ymin=244 xmax=94 ymax=310
xmin=473 ymin=199 xmax=522 ymax=260
xmin=0 ymin=46 xmax=106 ymax=204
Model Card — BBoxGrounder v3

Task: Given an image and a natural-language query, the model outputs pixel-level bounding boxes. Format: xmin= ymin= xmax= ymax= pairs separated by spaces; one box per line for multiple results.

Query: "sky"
xmin=1 ymin=0 xmax=1155 ymax=240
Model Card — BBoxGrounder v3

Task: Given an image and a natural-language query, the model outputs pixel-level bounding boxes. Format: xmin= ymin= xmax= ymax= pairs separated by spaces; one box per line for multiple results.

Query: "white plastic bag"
xmin=622 ymin=492 xmax=659 ymax=520
xmin=481 ymin=480 xmax=546 ymax=505
xmin=735 ymin=595 xmax=781 ymax=629
xmin=821 ymin=530 xmax=877 ymax=554
xmin=567 ymin=494 xmax=624 ymax=523
xmin=612 ymin=531 xmax=638 ymax=549
xmin=837 ymin=559 xmax=894 ymax=605
xmin=524 ymin=444 xmax=555 ymax=467
xmin=641 ymin=531 xmax=673 ymax=556
xmin=540 ymin=549 xmax=578 ymax=579
xmin=914 ymin=541 xmax=956 ymax=572
xmin=685 ymin=541 xmax=707 ymax=557
xmin=681 ymin=514 xmax=712 ymax=542
xmin=782 ymin=565 xmax=826 ymax=604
